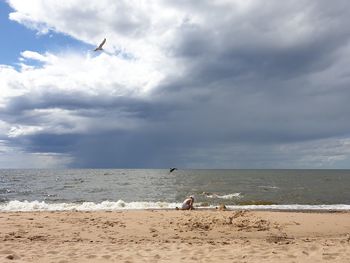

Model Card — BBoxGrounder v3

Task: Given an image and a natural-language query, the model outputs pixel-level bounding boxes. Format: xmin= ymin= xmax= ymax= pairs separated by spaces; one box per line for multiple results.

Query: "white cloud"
xmin=7 ymin=1 xmax=336 ymax=72
xmin=7 ymin=125 xmax=43 ymax=138
xmin=21 ymin=50 xmax=50 ymax=62
xmin=7 ymin=0 xmax=183 ymax=68
xmin=16 ymin=50 xmax=162 ymax=95
xmin=0 ymin=50 xmax=159 ymax=137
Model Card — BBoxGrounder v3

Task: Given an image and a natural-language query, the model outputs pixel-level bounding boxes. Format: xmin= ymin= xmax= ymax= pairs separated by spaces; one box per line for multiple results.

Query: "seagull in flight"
xmin=169 ymin=168 xmax=178 ymax=173
xmin=94 ymin=38 xmax=106 ymax=51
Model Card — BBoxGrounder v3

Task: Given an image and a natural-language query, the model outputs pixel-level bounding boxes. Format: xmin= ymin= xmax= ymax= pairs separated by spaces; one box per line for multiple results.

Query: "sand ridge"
xmin=0 ymin=210 xmax=350 ymax=262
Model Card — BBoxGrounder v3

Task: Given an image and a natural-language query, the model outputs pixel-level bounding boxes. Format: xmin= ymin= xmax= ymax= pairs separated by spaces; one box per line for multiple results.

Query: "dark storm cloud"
xmin=171 ymin=3 xmax=350 ymax=82
xmin=70 ymin=131 xmax=183 ymax=168
xmin=1 ymin=89 xmax=176 ymax=125
xmin=154 ymin=1 xmax=350 ymax=146
xmin=4 ymin=0 xmax=350 ymax=168
xmin=8 ymin=133 xmax=79 ymax=154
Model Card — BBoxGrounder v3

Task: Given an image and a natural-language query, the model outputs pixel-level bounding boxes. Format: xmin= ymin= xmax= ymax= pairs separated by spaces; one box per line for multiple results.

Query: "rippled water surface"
xmin=1 ymin=169 xmax=349 ymax=206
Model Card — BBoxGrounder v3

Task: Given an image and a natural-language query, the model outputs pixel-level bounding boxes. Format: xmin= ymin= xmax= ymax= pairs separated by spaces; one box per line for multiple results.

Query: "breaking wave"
xmin=205 ymin=193 xmax=241 ymax=199
xmin=0 ymin=200 xmax=181 ymax=211
xmin=1 ymin=200 xmax=350 ymax=212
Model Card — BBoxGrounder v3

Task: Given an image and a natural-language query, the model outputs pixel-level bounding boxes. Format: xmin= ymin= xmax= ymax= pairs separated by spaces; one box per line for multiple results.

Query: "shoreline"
xmin=1 ymin=210 xmax=350 ymax=262
xmin=2 ymin=200 xmax=350 ymax=213
xmin=1 ymin=208 xmax=350 ymax=213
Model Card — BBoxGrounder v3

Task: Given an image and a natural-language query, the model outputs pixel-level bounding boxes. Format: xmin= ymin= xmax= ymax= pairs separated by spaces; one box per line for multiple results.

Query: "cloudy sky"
xmin=1 ymin=0 xmax=350 ymax=168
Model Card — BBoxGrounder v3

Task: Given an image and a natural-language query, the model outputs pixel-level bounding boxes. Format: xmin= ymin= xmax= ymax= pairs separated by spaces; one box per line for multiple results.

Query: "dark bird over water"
xmin=94 ymin=38 xmax=106 ymax=51
xmin=169 ymin=168 xmax=177 ymax=173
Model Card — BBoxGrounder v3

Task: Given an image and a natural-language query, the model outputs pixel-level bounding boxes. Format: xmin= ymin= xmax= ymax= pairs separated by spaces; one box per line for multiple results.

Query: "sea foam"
xmin=1 ymin=200 xmax=350 ymax=212
xmin=226 ymin=204 xmax=350 ymax=211
xmin=0 ymin=200 xmax=181 ymax=211
xmin=206 ymin=193 xmax=241 ymax=199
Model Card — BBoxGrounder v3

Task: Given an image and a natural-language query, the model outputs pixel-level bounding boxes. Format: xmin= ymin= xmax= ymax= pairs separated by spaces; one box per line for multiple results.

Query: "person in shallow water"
xmin=181 ymin=196 xmax=195 ymax=210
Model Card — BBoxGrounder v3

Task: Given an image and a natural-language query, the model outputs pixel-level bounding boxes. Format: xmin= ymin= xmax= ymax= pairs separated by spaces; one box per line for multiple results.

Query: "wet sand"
xmin=0 ymin=210 xmax=350 ymax=262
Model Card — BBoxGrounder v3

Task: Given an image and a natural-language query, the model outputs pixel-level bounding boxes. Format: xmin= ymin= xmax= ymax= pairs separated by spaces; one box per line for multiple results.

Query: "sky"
xmin=1 ymin=0 xmax=350 ymax=169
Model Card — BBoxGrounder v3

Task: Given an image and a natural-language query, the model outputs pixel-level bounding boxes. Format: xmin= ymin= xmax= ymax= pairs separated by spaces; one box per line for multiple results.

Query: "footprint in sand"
xmin=323 ymin=252 xmax=339 ymax=260
xmin=47 ymin=250 xmax=59 ymax=255
xmin=149 ymin=228 xmax=157 ymax=233
xmin=5 ymin=254 xmax=20 ymax=260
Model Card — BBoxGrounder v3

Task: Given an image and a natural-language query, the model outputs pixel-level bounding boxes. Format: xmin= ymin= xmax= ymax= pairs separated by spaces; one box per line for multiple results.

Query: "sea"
xmin=1 ymin=169 xmax=350 ymax=212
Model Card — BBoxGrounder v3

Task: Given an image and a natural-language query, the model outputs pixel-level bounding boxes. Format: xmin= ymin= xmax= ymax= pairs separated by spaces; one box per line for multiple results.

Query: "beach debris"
xmin=169 ymin=168 xmax=177 ymax=173
xmin=266 ymin=235 xmax=284 ymax=243
xmin=266 ymin=233 xmax=294 ymax=244
xmin=28 ymin=235 xmax=47 ymax=241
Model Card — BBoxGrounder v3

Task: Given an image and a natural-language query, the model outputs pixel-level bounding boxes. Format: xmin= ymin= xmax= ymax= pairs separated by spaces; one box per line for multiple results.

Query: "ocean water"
xmin=0 ymin=169 xmax=350 ymax=211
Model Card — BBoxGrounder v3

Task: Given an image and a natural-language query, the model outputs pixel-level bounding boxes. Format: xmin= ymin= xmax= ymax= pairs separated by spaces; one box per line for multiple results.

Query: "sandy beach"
xmin=0 ymin=210 xmax=349 ymax=262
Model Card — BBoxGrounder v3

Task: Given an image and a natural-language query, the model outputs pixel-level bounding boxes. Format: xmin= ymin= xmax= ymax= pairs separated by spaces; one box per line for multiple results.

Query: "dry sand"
xmin=0 ymin=210 xmax=349 ymax=262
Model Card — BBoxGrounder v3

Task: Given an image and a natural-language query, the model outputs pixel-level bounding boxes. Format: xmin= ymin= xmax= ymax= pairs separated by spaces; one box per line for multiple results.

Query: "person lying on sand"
xmin=181 ymin=196 xmax=195 ymax=210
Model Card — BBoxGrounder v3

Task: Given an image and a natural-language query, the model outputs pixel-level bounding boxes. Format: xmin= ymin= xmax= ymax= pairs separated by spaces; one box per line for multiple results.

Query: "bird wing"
xmin=98 ymin=38 xmax=106 ymax=49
